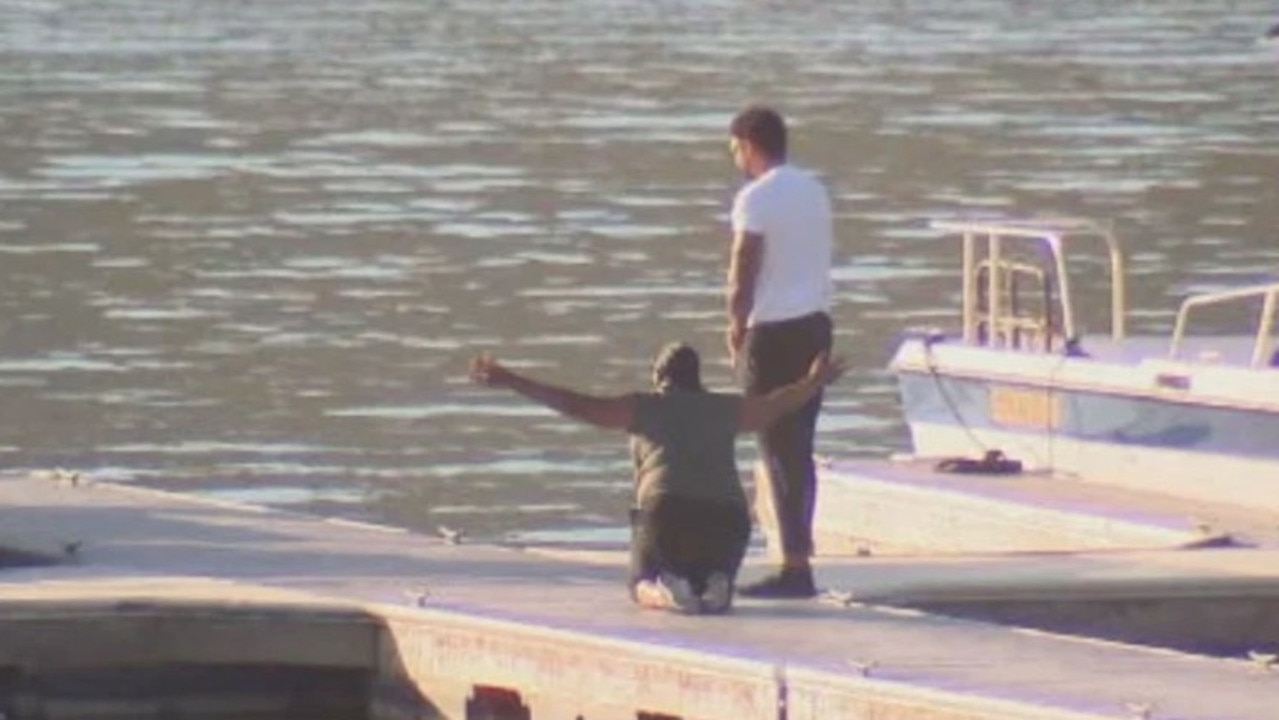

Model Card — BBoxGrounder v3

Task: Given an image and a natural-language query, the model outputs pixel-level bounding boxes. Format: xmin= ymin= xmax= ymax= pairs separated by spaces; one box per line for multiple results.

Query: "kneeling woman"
xmin=469 ymin=343 xmax=843 ymax=615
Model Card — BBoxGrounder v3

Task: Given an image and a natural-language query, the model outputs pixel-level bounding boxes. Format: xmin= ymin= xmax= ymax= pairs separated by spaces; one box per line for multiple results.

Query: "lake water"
xmin=3 ymin=0 xmax=1278 ymax=542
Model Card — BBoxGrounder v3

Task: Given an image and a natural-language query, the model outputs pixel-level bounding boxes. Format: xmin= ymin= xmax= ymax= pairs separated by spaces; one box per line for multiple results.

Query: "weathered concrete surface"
xmin=375 ymin=605 xmax=779 ymax=720
xmin=816 ymin=550 xmax=1279 ymax=658
xmin=0 ymin=580 xmax=378 ymax=669
xmin=785 ymin=667 xmax=1109 ymax=720
xmin=796 ymin=457 xmax=1243 ymax=556
xmin=4 ymin=472 xmax=1279 ymax=719
xmin=0 ymin=579 xmax=380 ymax=719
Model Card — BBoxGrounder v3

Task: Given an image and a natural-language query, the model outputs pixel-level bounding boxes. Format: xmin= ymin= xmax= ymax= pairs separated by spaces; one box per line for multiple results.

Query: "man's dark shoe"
xmin=737 ymin=567 xmax=817 ymax=599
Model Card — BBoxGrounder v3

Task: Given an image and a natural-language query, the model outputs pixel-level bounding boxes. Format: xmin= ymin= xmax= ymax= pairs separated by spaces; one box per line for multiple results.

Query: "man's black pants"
xmin=743 ymin=311 xmax=833 ymax=559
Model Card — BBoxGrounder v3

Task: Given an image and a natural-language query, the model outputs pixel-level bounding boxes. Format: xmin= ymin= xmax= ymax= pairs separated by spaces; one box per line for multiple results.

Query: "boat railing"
xmin=975 ymin=259 xmax=1055 ymax=351
xmin=1169 ymin=282 xmax=1279 ymax=368
xmin=929 ymin=218 xmax=1126 ymax=350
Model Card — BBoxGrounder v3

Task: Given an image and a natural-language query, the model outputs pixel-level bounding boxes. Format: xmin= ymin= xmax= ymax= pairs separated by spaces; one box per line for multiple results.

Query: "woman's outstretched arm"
xmin=469 ymin=353 xmax=635 ymax=430
xmin=738 ymin=352 xmax=846 ymax=434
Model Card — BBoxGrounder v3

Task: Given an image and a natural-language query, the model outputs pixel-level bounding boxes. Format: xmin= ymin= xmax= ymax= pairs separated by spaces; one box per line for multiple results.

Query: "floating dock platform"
xmin=3 ymin=468 xmax=1279 ymax=719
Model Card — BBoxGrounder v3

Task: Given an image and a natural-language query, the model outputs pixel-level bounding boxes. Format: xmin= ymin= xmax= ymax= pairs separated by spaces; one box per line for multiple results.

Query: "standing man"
xmin=725 ymin=106 xmax=835 ymax=599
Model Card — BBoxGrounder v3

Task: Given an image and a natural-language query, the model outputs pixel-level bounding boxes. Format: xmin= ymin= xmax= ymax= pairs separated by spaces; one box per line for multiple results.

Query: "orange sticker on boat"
xmin=989 ymin=386 xmax=1062 ymax=429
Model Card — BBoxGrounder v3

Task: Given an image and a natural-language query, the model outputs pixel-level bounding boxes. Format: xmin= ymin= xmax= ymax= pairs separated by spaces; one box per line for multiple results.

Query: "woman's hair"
xmin=652 ymin=342 xmax=703 ymax=392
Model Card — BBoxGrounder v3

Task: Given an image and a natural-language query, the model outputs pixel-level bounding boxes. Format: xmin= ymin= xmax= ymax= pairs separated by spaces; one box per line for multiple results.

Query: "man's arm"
xmin=469 ymin=353 xmax=634 ymax=430
xmin=726 ymin=229 xmax=763 ymax=364
xmin=738 ymin=353 xmax=846 ymax=433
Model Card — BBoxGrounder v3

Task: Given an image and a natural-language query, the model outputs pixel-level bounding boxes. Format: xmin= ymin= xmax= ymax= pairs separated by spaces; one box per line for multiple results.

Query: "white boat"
xmin=888 ymin=217 xmax=1279 ymax=510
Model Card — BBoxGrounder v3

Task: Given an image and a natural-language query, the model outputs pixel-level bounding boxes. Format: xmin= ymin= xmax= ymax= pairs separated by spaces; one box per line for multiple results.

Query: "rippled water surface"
xmin=3 ymin=0 xmax=1278 ymax=540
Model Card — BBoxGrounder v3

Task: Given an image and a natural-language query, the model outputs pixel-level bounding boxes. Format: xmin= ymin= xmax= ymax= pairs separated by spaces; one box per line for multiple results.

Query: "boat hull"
xmin=893 ymin=337 xmax=1279 ymax=509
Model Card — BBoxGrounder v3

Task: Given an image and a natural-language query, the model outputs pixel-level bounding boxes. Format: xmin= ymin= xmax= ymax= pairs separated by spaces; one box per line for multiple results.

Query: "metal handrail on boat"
xmin=1169 ymin=282 xmax=1279 ymax=368
xmin=975 ymin=259 xmax=1053 ymax=351
xmin=929 ymin=218 xmax=1127 ymax=349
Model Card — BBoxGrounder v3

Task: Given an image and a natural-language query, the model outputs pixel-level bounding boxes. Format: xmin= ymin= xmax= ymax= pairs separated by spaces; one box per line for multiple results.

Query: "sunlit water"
xmin=2 ymin=0 xmax=1278 ymax=541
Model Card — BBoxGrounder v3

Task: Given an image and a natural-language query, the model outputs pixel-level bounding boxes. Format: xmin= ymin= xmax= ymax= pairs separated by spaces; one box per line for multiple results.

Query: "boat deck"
xmin=1068 ymin=334 xmax=1266 ymax=367
xmin=4 ymin=471 xmax=1279 ymax=719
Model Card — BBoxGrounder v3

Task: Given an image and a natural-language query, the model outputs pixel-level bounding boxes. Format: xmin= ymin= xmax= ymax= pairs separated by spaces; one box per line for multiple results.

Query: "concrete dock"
xmin=803 ymin=457 xmax=1255 ymax=555
xmin=3 ymin=468 xmax=1279 ymax=719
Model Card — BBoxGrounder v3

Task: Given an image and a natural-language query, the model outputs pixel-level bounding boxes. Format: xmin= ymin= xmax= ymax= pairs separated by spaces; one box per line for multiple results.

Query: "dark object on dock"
xmin=466 ymin=685 xmax=530 ymax=720
xmin=935 ymin=449 xmax=1023 ymax=475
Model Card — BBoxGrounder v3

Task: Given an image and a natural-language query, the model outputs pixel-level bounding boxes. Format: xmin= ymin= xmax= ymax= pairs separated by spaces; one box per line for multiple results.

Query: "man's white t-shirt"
xmin=730 ymin=164 xmax=833 ymax=327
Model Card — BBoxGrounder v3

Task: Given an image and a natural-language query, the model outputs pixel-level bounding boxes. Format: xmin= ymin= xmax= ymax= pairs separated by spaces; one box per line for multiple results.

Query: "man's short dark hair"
xmin=730 ymin=106 xmax=787 ymax=161
xmin=653 ymin=342 xmax=703 ymax=392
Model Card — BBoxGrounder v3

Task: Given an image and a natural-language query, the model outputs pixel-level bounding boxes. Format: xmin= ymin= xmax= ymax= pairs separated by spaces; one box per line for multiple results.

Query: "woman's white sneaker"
xmin=701 ymin=571 xmax=733 ymax=614
xmin=634 ymin=574 xmax=701 ymax=614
